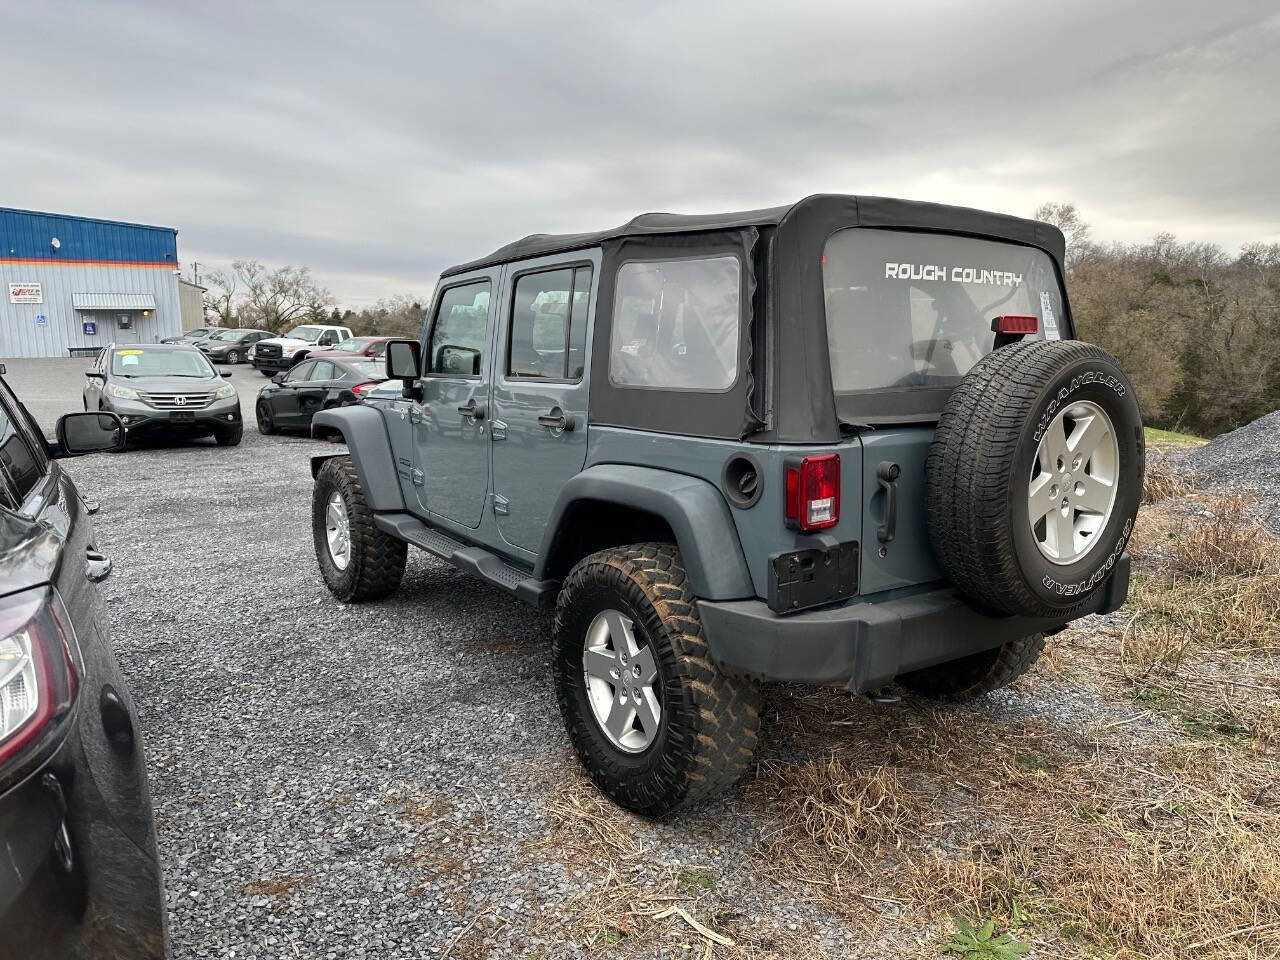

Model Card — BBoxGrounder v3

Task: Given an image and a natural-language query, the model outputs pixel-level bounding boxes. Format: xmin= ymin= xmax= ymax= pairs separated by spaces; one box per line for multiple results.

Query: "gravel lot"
xmin=0 ymin=358 xmax=1174 ymax=958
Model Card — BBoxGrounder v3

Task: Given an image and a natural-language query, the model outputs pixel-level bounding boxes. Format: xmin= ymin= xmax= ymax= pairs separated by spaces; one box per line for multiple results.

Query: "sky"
xmin=3 ymin=0 xmax=1277 ymax=307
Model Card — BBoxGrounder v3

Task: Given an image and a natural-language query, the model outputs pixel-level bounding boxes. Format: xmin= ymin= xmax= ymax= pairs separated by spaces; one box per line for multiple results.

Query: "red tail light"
xmin=352 ymin=382 xmax=379 ymax=396
xmin=0 ymin=589 xmax=80 ymax=770
xmin=784 ymin=453 xmax=840 ymax=532
xmin=995 ymin=314 xmax=1038 ymax=335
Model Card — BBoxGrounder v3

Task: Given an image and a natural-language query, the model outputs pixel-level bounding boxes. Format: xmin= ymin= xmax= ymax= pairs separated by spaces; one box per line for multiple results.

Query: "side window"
xmin=427 ymin=280 xmax=491 ymax=376
xmin=0 ymin=393 xmax=46 ymax=512
xmin=309 ymin=361 xmax=335 ymax=381
xmin=507 ymin=266 xmax=593 ymax=380
xmin=369 ymin=341 xmax=387 ymax=358
xmin=609 ymin=256 xmax=740 ymax=391
xmin=285 ymin=361 xmax=314 ymax=383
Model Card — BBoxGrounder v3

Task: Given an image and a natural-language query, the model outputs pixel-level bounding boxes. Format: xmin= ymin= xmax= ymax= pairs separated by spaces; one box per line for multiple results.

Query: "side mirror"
xmin=220 ymin=370 xmax=233 ymax=378
xmin=86 ymin=370 xmax=106 ymax=380
xmin=54 ymin=411 xmax=124 ymax=458
xmin=318 ymin=337 xmax=334 ymax=347
xmin=272 ymin=373 xmax=286 ymax=385
xmin=385 ymin=339 xmax=421 ymax=380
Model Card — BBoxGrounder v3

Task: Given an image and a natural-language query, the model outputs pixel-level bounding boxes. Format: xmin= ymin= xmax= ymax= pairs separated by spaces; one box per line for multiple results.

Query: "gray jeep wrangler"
xmin=309 ymin=195 xmax=1143 ymax=816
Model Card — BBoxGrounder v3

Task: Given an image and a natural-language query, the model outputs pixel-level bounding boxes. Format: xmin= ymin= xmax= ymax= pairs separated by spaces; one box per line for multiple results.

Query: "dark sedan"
xmin=256 ymin=357 xmax=386 ymax=436
xmin=195 ymin=328 xmax=271 ymax=365
xmin=160 ymin=326 xmax=219 ymax=344
xmin=84 ymin=343 xmax=243 ymax=447
xmin=0 ymin=374 xmax=167 ymax=958
xmin=306 ymin=336 xmax=393 ymax=362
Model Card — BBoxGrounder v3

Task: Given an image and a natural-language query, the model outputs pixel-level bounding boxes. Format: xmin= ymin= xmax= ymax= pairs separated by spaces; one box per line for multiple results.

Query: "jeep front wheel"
xmin=553 ymin=543 xmax=761 ymax=817
xmin=312 ymin=456 xmax=407 ymax=601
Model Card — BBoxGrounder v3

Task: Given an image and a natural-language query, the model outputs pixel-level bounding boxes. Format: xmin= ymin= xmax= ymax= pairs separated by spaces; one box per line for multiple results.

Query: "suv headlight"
xmin=214 ymin=383 xmax=236 ymax=400
xmin=106 ymin=382 xmax=139 ymax=400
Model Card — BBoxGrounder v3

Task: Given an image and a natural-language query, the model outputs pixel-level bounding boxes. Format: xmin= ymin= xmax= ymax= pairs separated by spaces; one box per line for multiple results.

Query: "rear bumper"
xmin=698 ymin=555 xmax=1129 ymax=693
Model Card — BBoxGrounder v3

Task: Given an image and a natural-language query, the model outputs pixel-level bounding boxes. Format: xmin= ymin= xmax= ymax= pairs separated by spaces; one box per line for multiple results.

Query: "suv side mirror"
xmin=385 ymin=339 xmax=421 ymax=380
xmin=86 ymin=370 xmax=105 ymax=380
xmin=54 ymin=411 xmax=124 ymax=458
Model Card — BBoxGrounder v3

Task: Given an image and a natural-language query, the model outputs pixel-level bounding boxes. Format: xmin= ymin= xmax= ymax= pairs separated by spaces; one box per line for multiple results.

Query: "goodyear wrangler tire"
xmin=313 ymin=456 xmax=407 ymax=602
xmin=926 ymin=340 xmax=1143 ymax=619
xmin=553 ymin=543 xmax=761 ymax=817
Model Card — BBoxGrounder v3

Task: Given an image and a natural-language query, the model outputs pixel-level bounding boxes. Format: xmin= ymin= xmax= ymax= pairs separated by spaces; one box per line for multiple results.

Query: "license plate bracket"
xmin=169 ymin=411 xmax=196 ymax=423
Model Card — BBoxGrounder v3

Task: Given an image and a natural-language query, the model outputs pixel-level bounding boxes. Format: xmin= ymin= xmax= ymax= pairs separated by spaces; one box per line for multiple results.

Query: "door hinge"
xmin=489 ymin=419 xmax=508 ymax=440
xmin=411 ymin=468 xmax=424 ymax=486
xmin=409 ymin=407 xmax=423 ymax=424
xmin=490 ymin=492 xmax=509 ymax=516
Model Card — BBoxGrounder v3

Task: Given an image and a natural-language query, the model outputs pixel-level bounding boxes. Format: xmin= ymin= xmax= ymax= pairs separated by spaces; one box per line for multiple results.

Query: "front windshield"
xmin=822 ymin=228 xmax=1063 ymax=394
xmin=111 ymin=348 xmax=216 ymax=378
xmin=284 ymin=326 xmax=322 ymax=342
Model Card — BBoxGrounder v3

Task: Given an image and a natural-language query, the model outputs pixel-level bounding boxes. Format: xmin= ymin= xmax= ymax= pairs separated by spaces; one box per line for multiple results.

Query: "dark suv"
xmin=0 ymin=370 xmax=167 ymax=957
xmin=307 ymin=195 xmax=1143 ymax=815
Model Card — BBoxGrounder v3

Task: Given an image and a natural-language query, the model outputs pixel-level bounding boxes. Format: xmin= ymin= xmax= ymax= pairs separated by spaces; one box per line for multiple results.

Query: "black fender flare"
xmin=534 ymin=464 xmax=754 ymax=600
xmin=310 ymin=405 xmax=405 ymax=511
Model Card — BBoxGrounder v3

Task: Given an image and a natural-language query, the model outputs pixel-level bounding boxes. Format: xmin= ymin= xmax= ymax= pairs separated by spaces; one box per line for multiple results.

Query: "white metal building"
xmin=1 ymin=207 xmax=183 ymax=357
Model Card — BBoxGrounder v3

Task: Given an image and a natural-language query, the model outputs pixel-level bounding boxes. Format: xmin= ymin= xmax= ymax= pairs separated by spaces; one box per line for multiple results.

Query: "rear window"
xmin=609 ymin=256 xmax=740 ymax=391
xmin=822 ymin=229 xmax=1065 ymax=394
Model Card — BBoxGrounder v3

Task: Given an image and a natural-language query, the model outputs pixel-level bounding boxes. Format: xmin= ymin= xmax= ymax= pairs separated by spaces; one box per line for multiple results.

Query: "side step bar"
xmin=373 ymin=512 xmax=559 ymax=607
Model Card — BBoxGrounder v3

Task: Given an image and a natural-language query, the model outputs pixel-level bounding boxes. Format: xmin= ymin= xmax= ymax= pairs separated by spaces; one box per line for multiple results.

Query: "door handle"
xmin=537 ymin=409 xmax=576 ymax=432
xmin=86 ymin=549 xmax=113 ymax=583
xmin=457 ymin=400 xmax=486 ymax=420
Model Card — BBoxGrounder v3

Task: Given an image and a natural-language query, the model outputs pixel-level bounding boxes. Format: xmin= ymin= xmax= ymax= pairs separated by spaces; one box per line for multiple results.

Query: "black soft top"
xmin=441 ymin=195 xmax=1066 ymax=277
xmin=439 ymin=194 xmax=1070 ymax=443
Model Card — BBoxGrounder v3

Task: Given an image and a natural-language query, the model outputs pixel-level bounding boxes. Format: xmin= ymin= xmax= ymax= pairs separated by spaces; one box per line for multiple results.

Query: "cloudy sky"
xmin=4 ymin=1 xmax=1277 ymax=306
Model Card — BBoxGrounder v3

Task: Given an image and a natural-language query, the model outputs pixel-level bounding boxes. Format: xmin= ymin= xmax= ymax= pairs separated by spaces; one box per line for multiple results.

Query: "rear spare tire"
xmin=926 ymin=340 xmax=1143 ymax=619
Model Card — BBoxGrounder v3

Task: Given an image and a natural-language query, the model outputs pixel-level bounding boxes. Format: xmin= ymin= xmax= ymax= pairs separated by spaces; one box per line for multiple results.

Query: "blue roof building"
xmin=0 ymin=207 xmax=186 ymax=357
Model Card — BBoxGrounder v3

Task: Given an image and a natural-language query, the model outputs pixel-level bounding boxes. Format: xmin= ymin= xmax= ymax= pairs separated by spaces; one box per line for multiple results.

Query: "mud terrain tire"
xmin=553 ymin=543 xmax=761 ymax=817
xmin=313 ymin=456 xmax=407 ymax=601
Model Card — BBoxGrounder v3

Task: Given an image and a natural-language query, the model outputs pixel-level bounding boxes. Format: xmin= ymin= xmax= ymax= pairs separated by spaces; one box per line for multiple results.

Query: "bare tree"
xmin=204 ymin=269 xmax=239 ymax=327
xmin=230 ymin=260 xmax=334 ymax=334
xmin=1034 ymin=201 xmax=1093 ymax=270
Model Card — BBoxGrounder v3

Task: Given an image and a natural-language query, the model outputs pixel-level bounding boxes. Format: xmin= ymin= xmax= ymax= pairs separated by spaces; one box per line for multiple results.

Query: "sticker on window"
xmin=115 ymin=349 xmax=143 ymax=355
xmin=1039 ymin=292 xmax=1060 ymax=341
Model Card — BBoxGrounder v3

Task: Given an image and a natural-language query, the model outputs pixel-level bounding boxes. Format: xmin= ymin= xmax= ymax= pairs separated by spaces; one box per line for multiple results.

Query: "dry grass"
xmin=526 ymin=772 xmax=833 ymax=958
xmin=244 ymin=874 xmax=312 ymax=898
xmin=750 ymin=689 xmax=1280 ymax=959
xmin=1142 ymin=453 xmax=1193 ymax=505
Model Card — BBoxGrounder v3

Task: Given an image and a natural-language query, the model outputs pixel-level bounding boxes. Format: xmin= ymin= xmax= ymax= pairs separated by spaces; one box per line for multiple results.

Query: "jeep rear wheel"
xmin=926 ymin=340 xmax=1143 ymax=619
xmin=553 ymin=543 xmax=761 ymax=817
xmin=312 ymin=456 xmax=407 ymax=601
xmin=897 ymin=633 xmax=1046 ymax=701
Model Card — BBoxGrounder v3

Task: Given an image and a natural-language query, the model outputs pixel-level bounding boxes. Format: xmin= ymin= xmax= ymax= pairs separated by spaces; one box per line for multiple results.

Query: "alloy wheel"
xmin=325 ymin=490 xmax=352 ymax=570
xmin=1028 ymin=400 xmax=1120 ymax=565
xmin=582 ymin=609 xmax=661 ymax=753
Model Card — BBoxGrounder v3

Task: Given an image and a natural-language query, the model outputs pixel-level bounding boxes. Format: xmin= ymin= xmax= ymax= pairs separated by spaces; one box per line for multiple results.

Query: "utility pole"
xmin=191 ymin=262 xmax=201 ymax=286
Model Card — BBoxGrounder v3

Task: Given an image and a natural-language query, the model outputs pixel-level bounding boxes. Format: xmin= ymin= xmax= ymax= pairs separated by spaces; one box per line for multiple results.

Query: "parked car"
xmin=251 ymin=324 xmax=353 ymax=375
xmin=256 ymin=357 xmax=386 ymax=436
xmin=307 ymin=336 xmax=393 ymax=362
xmin=160 ymin=325 xmax=219 ymax=344
xmin=0 ymin=369 xmax=167 ymax=958
xmin=307 ymin=195 xmax=1144 ymax=816
xmin=83 ymin=343 xmax=243 ymax=447
xmin=195 ymin=328 xmax=272 ymax=365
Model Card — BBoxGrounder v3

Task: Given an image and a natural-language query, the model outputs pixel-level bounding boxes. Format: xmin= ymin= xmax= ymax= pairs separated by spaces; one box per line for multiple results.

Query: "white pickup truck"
xmin=251 ymin=324 xmax=353 ymax=375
